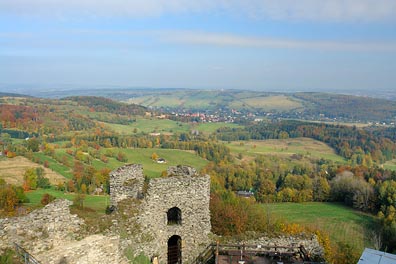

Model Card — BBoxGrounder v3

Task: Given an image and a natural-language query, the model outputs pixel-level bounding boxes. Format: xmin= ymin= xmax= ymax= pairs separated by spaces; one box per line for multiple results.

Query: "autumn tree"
xmin=26 ymin=137 xmax=40 ymax=152
xmin=116 ymin=151 xmax=128 ymax=162
xmin=23 ymin=168 xmax=38 ymax=191
xmin=151 ymin=152 xmax=159 ymax=161
xmin=40 ymin=193 xmax=56 ymax=205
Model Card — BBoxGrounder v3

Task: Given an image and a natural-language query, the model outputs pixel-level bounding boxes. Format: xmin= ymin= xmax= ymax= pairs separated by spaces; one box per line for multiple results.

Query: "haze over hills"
xmin=0 ymin=87 xmax=395 ymax=125
xmin=1 ymin=85 xmax=395 ymax=101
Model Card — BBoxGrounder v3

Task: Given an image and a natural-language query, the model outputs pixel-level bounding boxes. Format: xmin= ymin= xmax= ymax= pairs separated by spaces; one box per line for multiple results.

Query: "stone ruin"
xmin=0 ymin=199 xmax=127 ymax=264
xmin=109 ymin=164 xmax=212 ymax=264
xmin=0 ymin=164 xmax=325 ymax=264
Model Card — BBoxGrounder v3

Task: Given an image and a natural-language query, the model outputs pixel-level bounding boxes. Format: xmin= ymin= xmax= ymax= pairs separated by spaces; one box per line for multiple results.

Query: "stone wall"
xmin=0 ymin=199 xmax=128 ymax=264
xmin=242 ymin=235 xmax=324 ymax=260
xmin=110 ymin=165 xmax=212 ymax=263
xmin=0 ymin=199 xmax=83 ymax=255
xmin=109 ymin=164 xmax=145 ymax=206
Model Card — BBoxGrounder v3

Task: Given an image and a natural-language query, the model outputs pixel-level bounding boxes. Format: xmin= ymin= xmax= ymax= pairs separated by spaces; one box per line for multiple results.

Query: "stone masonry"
xmin=110 ymin=164 xmax=212 ymax=264
xmin=0 ymin=199 xmax=128 ymax=264
xmin=110 ymin=164 xmax=145 ymax=206
xmin=0 ymin=199 xmax=84 ymax=255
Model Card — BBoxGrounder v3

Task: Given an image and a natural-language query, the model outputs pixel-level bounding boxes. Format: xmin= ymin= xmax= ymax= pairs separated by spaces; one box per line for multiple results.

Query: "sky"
xmin=1 ymin=0 xmax=396 ymax=92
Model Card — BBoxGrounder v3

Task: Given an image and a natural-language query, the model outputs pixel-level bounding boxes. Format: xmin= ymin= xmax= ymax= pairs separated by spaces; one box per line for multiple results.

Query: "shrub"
xmin=40 ymin=193 xmax=56 ymax=205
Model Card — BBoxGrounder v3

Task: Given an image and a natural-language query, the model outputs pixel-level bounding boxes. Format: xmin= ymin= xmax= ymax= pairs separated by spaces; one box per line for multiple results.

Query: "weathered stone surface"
xmin=36 ymin=234 xmax=128 ymax=264
xmin=0 ymin=199 xmax=83 ymax=255
xmin=167 ymin=165 xmax=198 ymax=177
xmin=110 ymin=164 xmax=211 ymax=263
xmin=242 ymin=235 xmax=324 ymax=260
xmin=0 ymin=199 xmax=128 ymax=264
xmin=110 ymin=164 xmax=145 ymax=206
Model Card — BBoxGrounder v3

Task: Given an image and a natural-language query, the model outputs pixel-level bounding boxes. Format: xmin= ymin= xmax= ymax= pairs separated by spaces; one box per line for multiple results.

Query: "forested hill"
xmin=294 ymin=92 xmax=396 ymax=123
xmin=123 ymin=89 xmax=396 ymax=123
xmin=62 ymin=96 xmax=147 ymax=116
xmin=15 ymin=88 xmax=396 ymax=123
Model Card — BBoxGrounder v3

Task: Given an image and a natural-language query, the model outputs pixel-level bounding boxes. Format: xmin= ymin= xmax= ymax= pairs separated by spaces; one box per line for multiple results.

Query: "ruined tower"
xmin=109 ymin=164 xmax=211 ymax=264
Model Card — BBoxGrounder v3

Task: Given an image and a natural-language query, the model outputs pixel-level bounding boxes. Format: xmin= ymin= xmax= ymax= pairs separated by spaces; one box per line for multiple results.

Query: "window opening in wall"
xmin=167 ymin=207 xmax=182 ymax=225
xmin=168 ymin=235 xmax=182 ymax=264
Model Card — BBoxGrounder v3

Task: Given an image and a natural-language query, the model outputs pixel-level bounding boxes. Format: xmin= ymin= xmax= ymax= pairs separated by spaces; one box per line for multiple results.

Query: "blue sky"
xmin=1 ymin=0 xmax=396 ymax=92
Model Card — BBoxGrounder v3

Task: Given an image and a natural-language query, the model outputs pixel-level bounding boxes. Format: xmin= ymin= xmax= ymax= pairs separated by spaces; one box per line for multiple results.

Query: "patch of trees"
xmin=67 ymin=161 xmax=111 ymax=195
xmin=23 ymin=167 xmax=51 ymax=191
xmin=0 ymin=179 xmax=29 ymax=216
xmin=205 ymin=156 xmax=396 ymax=252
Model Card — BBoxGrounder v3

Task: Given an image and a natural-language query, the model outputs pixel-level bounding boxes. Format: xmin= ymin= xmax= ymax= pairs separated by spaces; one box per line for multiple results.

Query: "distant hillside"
xmin=294 ymin=92 xmax=396 ymax=123
xmin=0 ymin=92 xmax=31 ymax=98
xmin=123 ymin=89 xmax=396 ymax=123
xmin=62 ymin=96 xmax=147 ymax=116
xmin=9 ymin=88 xmax=396 ymax=123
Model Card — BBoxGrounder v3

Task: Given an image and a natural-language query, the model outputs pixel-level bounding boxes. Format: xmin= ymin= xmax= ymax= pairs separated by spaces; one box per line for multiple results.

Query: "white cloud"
xmin=157 ymin=30 xmax=396 ymax=52
xmin=1 ymin=0 xmax=396 ymax=22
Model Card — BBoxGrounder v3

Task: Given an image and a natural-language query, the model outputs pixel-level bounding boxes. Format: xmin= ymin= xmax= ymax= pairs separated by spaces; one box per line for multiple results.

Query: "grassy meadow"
xmin=43 ymin=147 xmax=209 ymax=179
xmin=226 ymin=137 xmax=346 ymax=163
xmin=193 ymin=122 xmax=242 ymax=134
xmin=266 ymin=202 xmax=376 ymax=251
xmin=25 ymin=188 xmax=109 ymax=212
xmin=229 ymin=95 xmax=304 ymax=111
xmin=383 ymin=159 xmax=396 ymax=171
xmin=102 ymin=118 xmax=191 ymax=135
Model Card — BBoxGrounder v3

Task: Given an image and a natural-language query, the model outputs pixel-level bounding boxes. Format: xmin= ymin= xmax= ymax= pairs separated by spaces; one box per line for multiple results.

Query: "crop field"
xmin=226 ymin=138 xmax=346 ymax=163
xmin=266 ymin=202 xmax=376 ymax=251
xmin=229 ymin=95 xmax=304 ymax=111
xmin=0 ymin=156 xmax=66 ymax=185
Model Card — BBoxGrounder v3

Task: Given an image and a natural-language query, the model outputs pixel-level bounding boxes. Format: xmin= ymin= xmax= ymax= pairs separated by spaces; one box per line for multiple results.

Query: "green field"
xmin=52 ymin=147 xmax=208 ymax=178
xmin=229 ymin=95 xmax=304 ymax=111
xmin=120 ymin=148 xmax=208 ymax=178
xmin=25 ymin=188 xmax=109 ymax=212
xmin=33 ymin=152 xmax=73 ymax=179
xmin=383 ymin=159 xmax=396 ymax=171
xmin=194 ymin=122 xmax=242 ymax=134
xmin=226 ymin=138 xmax=346 ymax=163
xmin=102 ymin=118 xmax=190 ymax=134
xmin=266 ymin=202 xmax=376 ymax=251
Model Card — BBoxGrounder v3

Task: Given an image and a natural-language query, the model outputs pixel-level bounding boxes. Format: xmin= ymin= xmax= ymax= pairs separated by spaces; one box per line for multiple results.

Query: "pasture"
xmin=193 ymin=122 xmax=242 ymax=134
xmin=226 ymin=138 xmax=346 ymax=163
xmin=120 ymin=148 xmax=208 ymax=178
xmin=51 ymin=147 xmax=209 ymax=178
xmin=102 ymin=118 xmax=190 ymax=134
xmin=25 ymin=188 xmax=109 ymax=212
xmin=383 ymin=159 xmax=396 ymax=171
xmin=266 ymin=202 xmax=376 ymax=251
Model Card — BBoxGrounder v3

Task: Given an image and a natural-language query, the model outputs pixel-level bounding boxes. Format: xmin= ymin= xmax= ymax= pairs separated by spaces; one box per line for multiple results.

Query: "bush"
xmin=73 ymin=193 xmax=85 ymax=209
xmin=41 ymin=193 xmax=56 ymax=205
